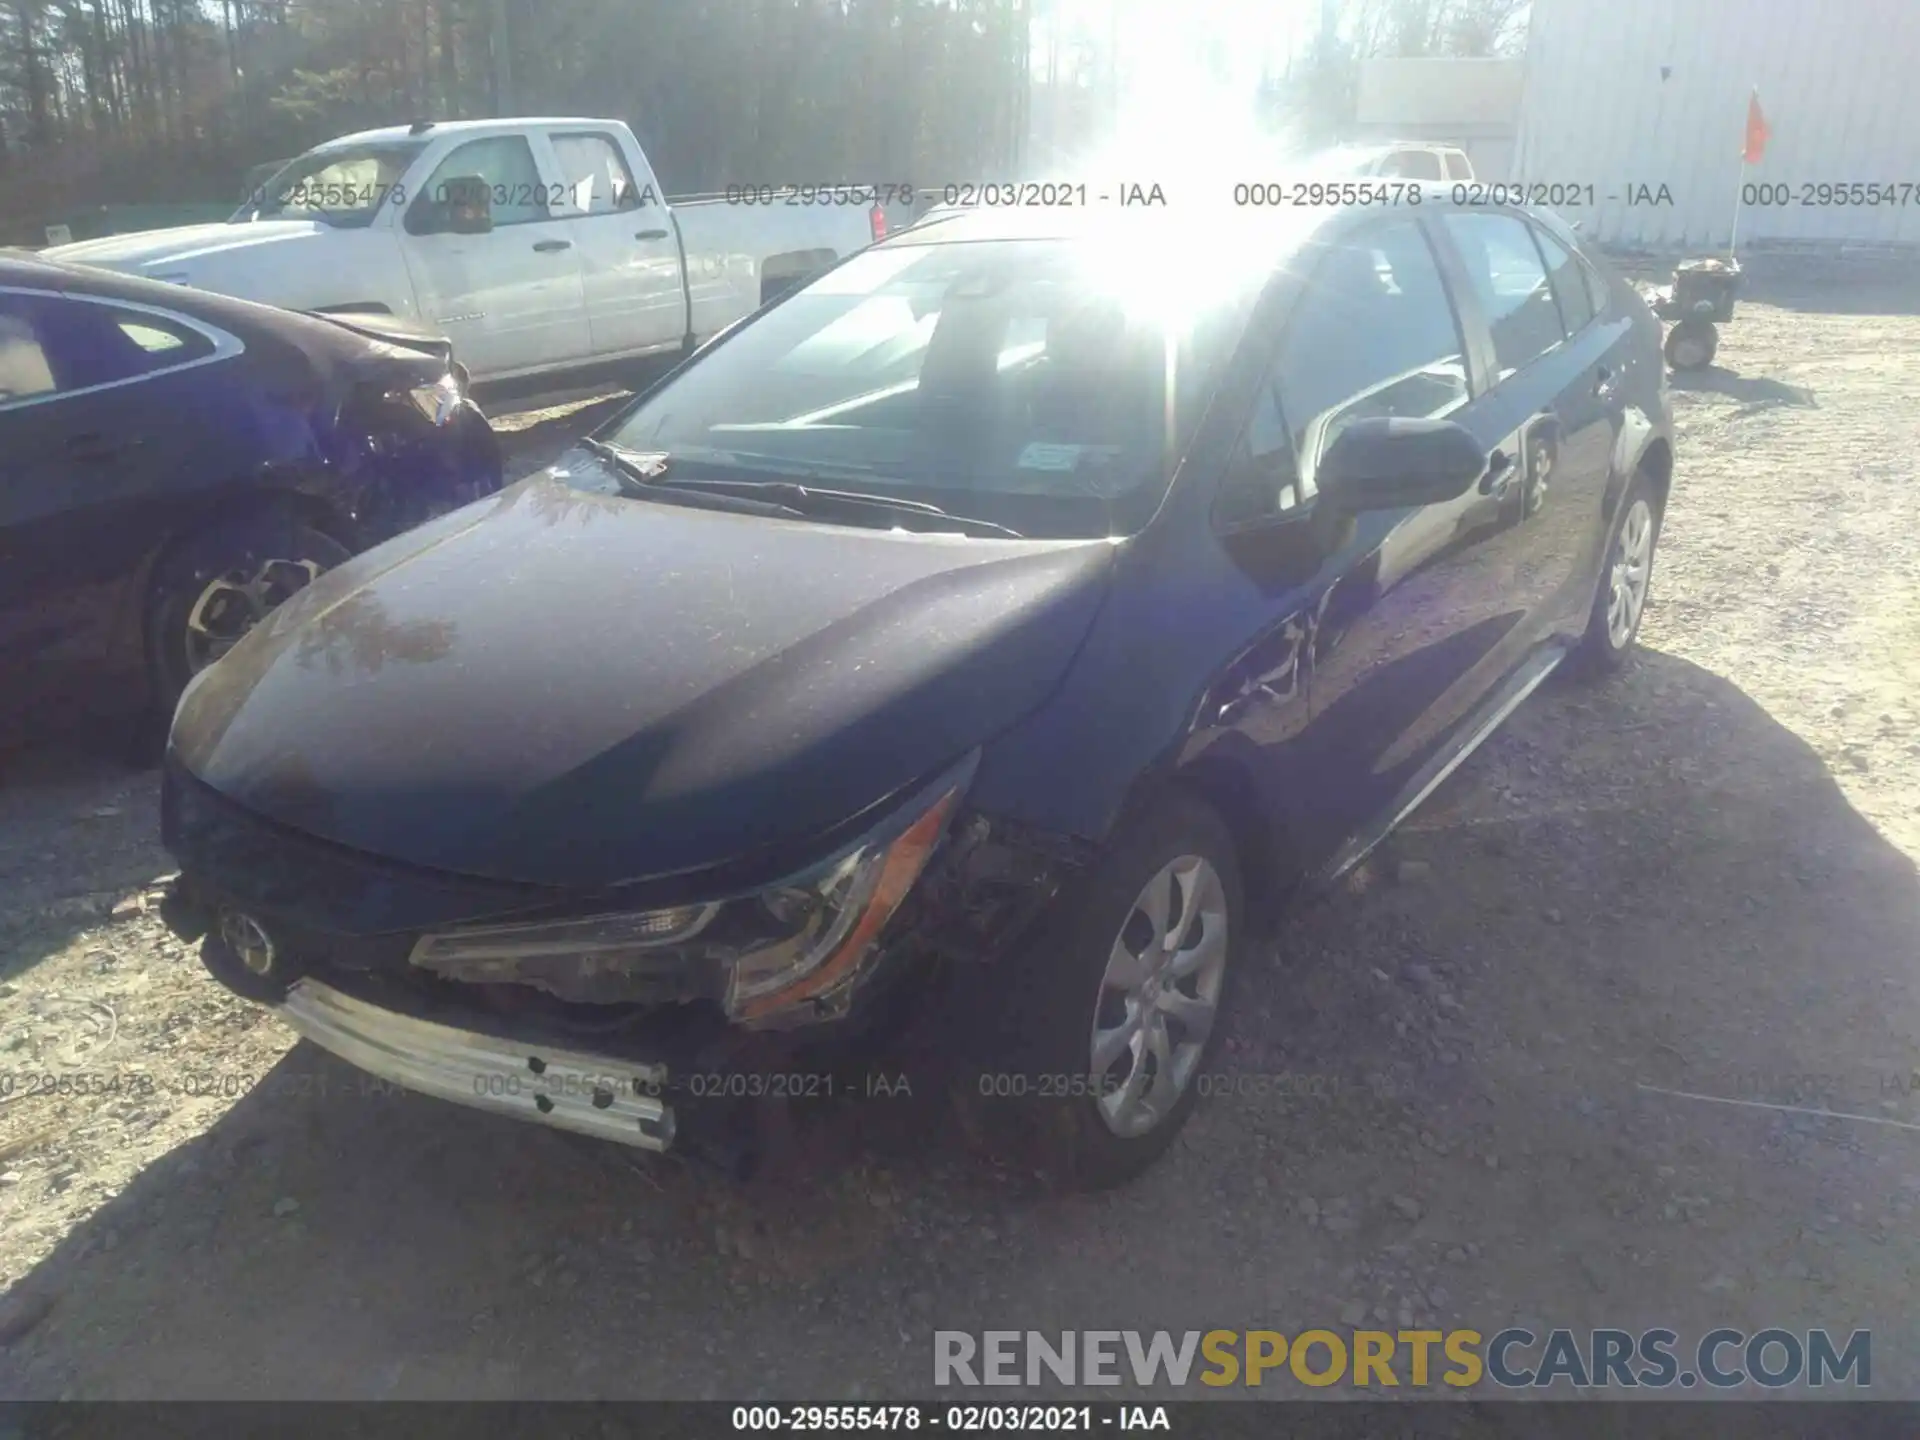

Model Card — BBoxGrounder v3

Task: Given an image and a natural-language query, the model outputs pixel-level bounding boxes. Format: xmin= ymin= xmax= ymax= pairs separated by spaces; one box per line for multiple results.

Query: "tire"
xmin=1570 ymin=471 xmax=1662 ymax=678
xmin=1664 ymin=318 xmax=1717 ymax=371
xmin=147 ymin=512 xmax=351 ymax=716
xmin=959 ymin=792 xmax=1244 ymax=1190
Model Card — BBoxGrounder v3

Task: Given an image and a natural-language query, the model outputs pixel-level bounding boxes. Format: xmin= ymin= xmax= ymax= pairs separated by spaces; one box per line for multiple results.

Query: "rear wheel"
xmin=960 ymin=793 xmax=1242 ymax=1190
xmin=1522 ymin=431 xmax=1555 ymax=519
xmin=1571 ymin=472 xmax=1662 ymax=676
xmin=147 ymin=513 xmax=349 ymax=715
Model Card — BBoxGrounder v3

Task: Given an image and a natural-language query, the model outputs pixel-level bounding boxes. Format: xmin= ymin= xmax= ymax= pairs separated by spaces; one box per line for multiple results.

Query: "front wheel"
xmin=960 ymin=793 xmax=1243 ymax=1190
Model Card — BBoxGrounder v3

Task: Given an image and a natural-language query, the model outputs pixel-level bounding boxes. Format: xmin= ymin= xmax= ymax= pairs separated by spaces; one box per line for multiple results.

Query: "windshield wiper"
xmin=587 ymin=441 xmax=1025 ymax=538
xmin=579 ymin=439 xmax=807 ymax=520
xmin=581 ymin=438 xmax=672 ymax=492
xmin=610 ymin=449 xmax=1036 ymax=537
xmin=707 ymin=478 xmax=1025 ymax=539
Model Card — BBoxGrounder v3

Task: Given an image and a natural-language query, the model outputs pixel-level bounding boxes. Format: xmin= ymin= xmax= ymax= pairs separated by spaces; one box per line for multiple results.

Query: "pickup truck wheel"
xmin=960 ymin=793 xmax=1242 ymax=1190
xmin=147 ymin=514 xmax=350 ymax=715
xmin=1570 ymin=471 xmax=1662 ymax=678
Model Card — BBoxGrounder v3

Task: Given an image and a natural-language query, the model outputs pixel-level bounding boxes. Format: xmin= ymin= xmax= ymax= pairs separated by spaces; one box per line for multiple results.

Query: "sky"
xmin=1028 ymin=0 xmax=1333 ymax=173
xmin=1036 ymin=0 xmax=1327 ymax=93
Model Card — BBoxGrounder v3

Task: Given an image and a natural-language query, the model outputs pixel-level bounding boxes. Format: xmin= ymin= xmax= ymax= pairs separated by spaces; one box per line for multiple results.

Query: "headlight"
xmin=407 ymin=372 xmax=462 ymax=427
xmin=408 ymin=753 xmax=975 ymax=1024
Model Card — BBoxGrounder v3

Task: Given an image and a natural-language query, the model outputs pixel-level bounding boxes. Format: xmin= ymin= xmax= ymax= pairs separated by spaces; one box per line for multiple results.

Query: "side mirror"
xmin=1316 ymin=416 xmax=1486 ymax=513
xmin=415 ymin=175 xmax=493 ymax=235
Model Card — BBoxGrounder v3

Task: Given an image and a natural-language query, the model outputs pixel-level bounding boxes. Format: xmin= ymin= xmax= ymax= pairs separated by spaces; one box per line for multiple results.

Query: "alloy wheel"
xmin=1605 ymin=497 xmax=1655 ymax=649
xmin=182 ymin=557 xmax=325 ymax=675
xmin=1526 ymin=442 xmax=1553 ymax=515
xmin=1088 ymin=855 xmax=1230 ymax=1139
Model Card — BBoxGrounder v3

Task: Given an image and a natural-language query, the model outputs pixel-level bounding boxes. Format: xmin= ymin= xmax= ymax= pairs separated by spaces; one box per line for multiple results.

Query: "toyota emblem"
xmin=220 ymin=911 xmax=277 ymax=976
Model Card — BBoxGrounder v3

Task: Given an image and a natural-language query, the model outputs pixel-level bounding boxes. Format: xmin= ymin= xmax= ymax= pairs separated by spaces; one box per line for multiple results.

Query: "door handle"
xmin=634 ymin=228 xmax=670 ymax=241
xmin=533 ymin=239 xmax=573 ymax=253
xmin=1594 ymin=364 xmax=1617 ymax=398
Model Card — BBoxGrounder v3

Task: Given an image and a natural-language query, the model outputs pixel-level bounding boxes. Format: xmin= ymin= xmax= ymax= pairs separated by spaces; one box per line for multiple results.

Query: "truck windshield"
xmin=233 ymin=142 xmax=426 ymax=227
xmin=599 ymin=238 xmax=1247 ymax=540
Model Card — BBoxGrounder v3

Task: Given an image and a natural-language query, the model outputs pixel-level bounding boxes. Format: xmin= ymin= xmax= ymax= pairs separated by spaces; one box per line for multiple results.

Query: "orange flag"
xmin=1743 ymin=90 xmax=1771 ymax=163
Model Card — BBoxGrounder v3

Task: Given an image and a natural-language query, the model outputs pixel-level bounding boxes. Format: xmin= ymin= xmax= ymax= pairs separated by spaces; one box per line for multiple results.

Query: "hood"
xmin=171 ymin=471 xmax=1114 ymax=889
xmin=44 ymin=219 xmax=326 ymax=277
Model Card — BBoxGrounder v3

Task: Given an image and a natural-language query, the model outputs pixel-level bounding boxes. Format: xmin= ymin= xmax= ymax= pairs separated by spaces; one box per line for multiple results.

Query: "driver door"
xmin=396 ymin=135 xmax=590 ymax=380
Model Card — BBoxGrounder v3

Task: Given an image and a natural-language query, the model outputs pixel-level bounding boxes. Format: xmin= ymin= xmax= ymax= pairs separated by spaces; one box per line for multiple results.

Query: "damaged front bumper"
xmin=279 ymin=978 xmax=676 ymax=1151
xmin=159 ymin=760 xmax=1093 ymax=1167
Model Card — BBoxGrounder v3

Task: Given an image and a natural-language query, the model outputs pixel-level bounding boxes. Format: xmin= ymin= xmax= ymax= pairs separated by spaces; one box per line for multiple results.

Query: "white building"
xmin=1512 ymin=0 xmax=1920 ymax=252
xmin=1354 ymin=58 xmax=1526 ymax=179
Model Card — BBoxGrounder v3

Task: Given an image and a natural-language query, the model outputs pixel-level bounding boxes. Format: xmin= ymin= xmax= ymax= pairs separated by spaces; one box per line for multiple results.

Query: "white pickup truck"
xmin=44 ymin=117 xmax=887 ymax=384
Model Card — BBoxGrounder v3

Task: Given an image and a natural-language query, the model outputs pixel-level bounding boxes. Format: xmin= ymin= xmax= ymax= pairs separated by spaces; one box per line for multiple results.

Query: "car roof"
xmin=0 ymin=250 xmax=69 ymax=282
xmin=880 ymin=187 xmax=1598 ymax=305
xmin=315 ymin=117 xmax=613 ymax=150
xmin=0 ymin=251 xmax=390 ymax=348
xmin=887 ymin=182 xmax=1464 ymax=249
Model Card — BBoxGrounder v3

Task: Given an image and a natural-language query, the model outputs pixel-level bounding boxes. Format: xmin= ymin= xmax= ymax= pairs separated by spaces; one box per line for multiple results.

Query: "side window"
xmin=1439 ymin=211 xmax=1566 ymax=378
xmin=420 ymin=137 xmax=551 ymax=226
xmin=1394 ymin=150 xmax=1445 ymax=181
xmin=114 ymin=313 xmax=216 ymax=366
xmin=1217 ymin=379 xmax=1301 ymax=527
xmin=551 ymin=134 xmax=646 ymax=215
xmin=0 ymin=298 xmax=58 ymax=406
xmin=1218 ymin=220 xmax=1470 ymax=523
xmin=1444 ymin=151 xmax=1473 ymax=181
xmin=1532 ymin=226 xmax=1594 ymax=334
xmin=0 ymin=294 xmax=217 ymax=403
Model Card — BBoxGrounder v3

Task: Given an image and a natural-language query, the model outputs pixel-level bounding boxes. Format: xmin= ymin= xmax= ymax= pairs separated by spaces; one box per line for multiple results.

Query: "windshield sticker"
xmin=1016 ymin=443 xmax=1086 ymax=471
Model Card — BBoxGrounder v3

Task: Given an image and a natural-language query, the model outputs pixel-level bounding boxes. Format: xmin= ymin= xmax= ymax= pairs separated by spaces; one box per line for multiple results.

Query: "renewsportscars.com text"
xmin=933 ymin=1328 xmax=1870 ymax=1390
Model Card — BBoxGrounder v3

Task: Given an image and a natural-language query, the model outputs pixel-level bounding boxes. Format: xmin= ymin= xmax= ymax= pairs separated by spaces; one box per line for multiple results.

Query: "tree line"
xmin=0 ymin=0 xmax=1525 ymax=239
xmin=0 ymin=0 xmax=1032 ymax=233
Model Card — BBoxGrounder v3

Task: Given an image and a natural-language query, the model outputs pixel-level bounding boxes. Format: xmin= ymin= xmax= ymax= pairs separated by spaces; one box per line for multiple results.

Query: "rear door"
xmin=544 ymin=129 xmax=687 ymax=359
xmin=396 ymin=134 xmax=590 ymax=379
xmin=0 ymin=288 xmax=246 ymax=713
xmin=1429 ymin=208 xmax=1620 ymax=639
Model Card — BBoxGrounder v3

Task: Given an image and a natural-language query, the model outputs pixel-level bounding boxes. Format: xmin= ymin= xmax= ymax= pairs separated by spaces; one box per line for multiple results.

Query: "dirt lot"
xmin=2 ymin=282 xmax=1919 ymax=1402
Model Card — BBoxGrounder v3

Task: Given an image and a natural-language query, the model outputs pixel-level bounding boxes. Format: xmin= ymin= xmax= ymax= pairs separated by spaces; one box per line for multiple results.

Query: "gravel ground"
xmin=2 ymin=282 xmax=1919 ymax=1401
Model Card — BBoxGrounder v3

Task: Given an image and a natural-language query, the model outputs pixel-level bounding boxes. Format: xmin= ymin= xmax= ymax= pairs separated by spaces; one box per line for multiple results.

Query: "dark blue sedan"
xmin=0 ymin=251 xmax=501 ymax=746
xmin=158 ymin=194 xmax=1672 ymax=1190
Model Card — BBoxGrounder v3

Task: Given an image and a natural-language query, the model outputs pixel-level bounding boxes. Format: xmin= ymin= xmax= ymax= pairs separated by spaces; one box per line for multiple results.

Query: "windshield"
xmin=597 ymin=238 xmax=1248 ymax=540
xmin=233 ymin=142 xmax=426 ymax=227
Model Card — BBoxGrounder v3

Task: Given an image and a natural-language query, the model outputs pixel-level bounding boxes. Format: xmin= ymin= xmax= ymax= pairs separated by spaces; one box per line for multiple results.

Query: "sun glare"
xmin=1039 ymin=0 xmax=1327 ymax=216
